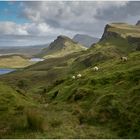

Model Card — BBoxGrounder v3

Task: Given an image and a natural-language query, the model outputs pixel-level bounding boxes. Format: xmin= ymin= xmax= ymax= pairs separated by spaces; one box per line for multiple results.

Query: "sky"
xmin=0 ymin=1 xmax=140 ymax=47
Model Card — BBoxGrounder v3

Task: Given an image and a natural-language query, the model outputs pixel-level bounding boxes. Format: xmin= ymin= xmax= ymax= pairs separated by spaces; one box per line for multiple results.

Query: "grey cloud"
xmin=95 ymin=1 xmax=140 ymax=21
xmin=0 ymin=1 xmax=140 ymax=47
xmin=21 ymin=1 xmax=139 ymax=37
xmin=46 ymin=19 xmax=61 ymax=28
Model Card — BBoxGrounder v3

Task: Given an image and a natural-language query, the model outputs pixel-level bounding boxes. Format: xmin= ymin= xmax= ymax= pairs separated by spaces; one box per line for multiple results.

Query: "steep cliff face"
xmin=100 ymin=24 xmax=121 ymax=41
xmin=99 ymin=23 xmax=140 ymax=51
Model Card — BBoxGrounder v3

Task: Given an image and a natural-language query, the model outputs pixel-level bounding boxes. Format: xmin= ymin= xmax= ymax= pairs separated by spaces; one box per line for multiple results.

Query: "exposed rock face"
xmin=128 ymin=36 xmax=140 ymax=51
xmin=73 ymin=34 xmax=99 ymax=48
xmin=127 ymin=36 xmax=140 ymax=44
xmin=46 ymin=35 xmax=86 ymax=53
xmin=100 ymin=21 xmax=140 ymax=50
xmin=136 ymin=20 xmax=140 ymax=26
xmin=100 ymin=24 xmax=121 ymax=41
xmin=48 ymin=35 xmax=77 ymax=51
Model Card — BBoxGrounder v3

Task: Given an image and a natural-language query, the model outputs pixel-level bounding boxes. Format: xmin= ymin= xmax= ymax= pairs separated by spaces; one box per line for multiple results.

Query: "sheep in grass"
xmin=72 ymin=76 xmax=76 ymax=79
xmin=77 ymin=74 xmax=82 ymax=78
xmin=121 ymin=56 xmax=128 ymax=62
xmin=93 ymin=66 xmax=99 ymax=71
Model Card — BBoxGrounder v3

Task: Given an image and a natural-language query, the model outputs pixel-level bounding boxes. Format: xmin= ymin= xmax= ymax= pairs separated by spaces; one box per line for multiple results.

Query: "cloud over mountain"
xmin=0 ymin=1 xmax=140 ymax=46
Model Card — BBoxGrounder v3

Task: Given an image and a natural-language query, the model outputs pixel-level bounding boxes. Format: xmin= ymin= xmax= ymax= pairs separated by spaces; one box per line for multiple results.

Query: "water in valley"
xmin=29 ymin=58 xmax=45 ymax=62
xmin=0 ymin=68 xmax=15 ymax=75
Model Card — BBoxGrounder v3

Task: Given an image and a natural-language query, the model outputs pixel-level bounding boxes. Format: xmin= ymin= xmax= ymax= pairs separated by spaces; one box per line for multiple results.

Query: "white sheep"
xmin=77 ymin=74 xmax=82 ymax=78
xmin=93 ymin=66 xmax=99 ymax=71
xmin=72 ymin=75 xmax=76 ymax=79
xmin=121 ymin=56 xmax=128 ymax=62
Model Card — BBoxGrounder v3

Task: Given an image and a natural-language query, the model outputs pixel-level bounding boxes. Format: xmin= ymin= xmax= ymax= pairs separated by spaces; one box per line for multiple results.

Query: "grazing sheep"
xmin=44 ymin=103 xmax=49 ymax=108
xmin=72 ymin=76 xmax=76 ymax=79
xmin=77 ymin=74 xmax=82 ymax=78
xmin=121 ymin=56 xmax=128 ymax=62
xmin=93 ymin=66 xmax=99 ymax=71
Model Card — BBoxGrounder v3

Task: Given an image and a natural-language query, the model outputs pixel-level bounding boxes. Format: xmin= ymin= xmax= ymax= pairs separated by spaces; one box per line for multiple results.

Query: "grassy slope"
xmin=36 ymin=51 xmax=140 ymax=138
xmin=108 ymin=23 xmax=140 ymax=38
xmin=1 ymin=52 xmax=139 ymax=138
xmin=0 ymin=55 xmax=35 ymax=68
xmin=2 ymin=51 xmax=139 ymax=138
xmin=0 ymin=23 xmax=140 ymax=138
xmin=0 ymin=82 xmax=32 ymax=137
xmin=0 ymin=51 xmax=86 ymax=88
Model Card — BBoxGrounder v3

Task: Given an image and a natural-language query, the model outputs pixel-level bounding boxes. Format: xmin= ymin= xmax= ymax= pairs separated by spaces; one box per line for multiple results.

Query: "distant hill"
xmin=136 ymin=20 xmax=140 ymax=26
xmin=37 ymin=35 xmax=87 ymax=58
xmin=0 ymin=54 xmax=36 ymax=68
xmin=73 ymin=34 xmax=99 ymax=48
xmin=0 ymin=44 xmax=49 ymax=57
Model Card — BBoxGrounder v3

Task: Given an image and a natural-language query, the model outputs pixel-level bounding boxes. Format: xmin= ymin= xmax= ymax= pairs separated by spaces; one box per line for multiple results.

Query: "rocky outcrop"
xmin=127 ymin=36 xmax=140 ymax=51
xmin=48 ymin=35 xmax=77 ymax=51
xmin=99 ymin=23 xmax=140 ymax=52
xmin=136 ymin=20 xmax=140 ymax=26
xmin=100 ymin=24 xmax=121 ymax=41
xmin=37 ymin=35 xmax=86 ymax=58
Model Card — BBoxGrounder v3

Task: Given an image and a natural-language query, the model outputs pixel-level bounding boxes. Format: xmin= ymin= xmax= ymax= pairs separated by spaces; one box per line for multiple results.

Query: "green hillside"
xmin=0 ymin=82 xmax=48 ymax=138
xmin=0 ymin=22 xmax=140 ymax=138
xmin=40 ymin=51 xmax=140 ymax=138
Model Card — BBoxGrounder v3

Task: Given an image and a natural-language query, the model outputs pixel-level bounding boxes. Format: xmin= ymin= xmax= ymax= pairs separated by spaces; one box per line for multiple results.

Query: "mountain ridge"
xmin=73 ymin=34 xmax=99 ymax=48
xmin=37 ymin=35 xmax=87 ymax=58
xmin=99 ymin=23 xmax=140 ymax=52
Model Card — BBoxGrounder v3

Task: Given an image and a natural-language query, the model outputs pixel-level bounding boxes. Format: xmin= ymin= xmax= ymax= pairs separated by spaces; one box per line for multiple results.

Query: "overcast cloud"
xmin=0 ymin=1 xmax=140 ymax=46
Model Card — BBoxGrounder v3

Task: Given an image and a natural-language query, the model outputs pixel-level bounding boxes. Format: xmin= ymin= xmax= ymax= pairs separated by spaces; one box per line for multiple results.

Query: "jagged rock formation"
xmin=100 ymin=23 xmax=140 ymax=51
xmin=37 ymin=35 xmax=86 ymax=58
